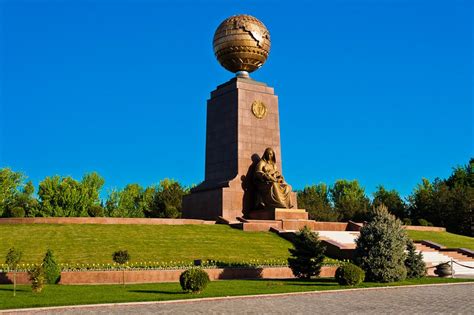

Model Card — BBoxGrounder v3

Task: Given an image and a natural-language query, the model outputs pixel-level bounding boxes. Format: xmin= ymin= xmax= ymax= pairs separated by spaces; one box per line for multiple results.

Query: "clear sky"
xmin=0 ymin=0 xmax=472 ymax=199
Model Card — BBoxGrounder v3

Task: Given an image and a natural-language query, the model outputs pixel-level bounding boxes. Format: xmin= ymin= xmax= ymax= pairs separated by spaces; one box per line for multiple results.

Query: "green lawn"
xmin=1 ymin=278 xmax=472 ymax=310
xmin=0 ymin=224 xmax=292 ymax=264
xmin=407 ymin=231 xmax=474 ymax=250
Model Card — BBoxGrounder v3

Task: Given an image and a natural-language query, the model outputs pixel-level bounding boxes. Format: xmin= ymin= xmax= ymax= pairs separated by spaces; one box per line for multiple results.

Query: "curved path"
xmin=7 ymin=283 xmax=474 ymax=314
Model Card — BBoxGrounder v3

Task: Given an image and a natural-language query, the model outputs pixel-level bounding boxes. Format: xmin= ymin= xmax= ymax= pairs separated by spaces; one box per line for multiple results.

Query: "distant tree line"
xmin=297 ymin=158 xmax=473 ymax=236
xmin=0 ymin=158 xmax=472 ymax=236
xmin=0 ymin=170 xmax=188 ymax=219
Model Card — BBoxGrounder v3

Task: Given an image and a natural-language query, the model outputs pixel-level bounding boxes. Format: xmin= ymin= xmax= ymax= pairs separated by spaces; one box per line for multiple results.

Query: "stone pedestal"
xmin=182 ymin=77 xmax=298 ymax=220
xmin=246 ymin=208 xmax=308 ymax=221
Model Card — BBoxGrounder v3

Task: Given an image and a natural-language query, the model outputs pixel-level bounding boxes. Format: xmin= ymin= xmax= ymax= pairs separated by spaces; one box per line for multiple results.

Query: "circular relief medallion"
xmin=251 ymin=100 xmax=267 ymax=119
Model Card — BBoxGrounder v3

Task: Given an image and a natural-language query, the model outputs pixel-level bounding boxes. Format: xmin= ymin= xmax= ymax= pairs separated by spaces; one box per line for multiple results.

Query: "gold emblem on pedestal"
xmin=251 ymin=100 xmax=267 ymax=119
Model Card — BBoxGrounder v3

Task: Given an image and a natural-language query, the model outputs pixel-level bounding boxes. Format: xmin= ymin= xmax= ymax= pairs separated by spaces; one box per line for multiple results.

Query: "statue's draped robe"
xmin=254 ymin=159 xmax=292 ymax=209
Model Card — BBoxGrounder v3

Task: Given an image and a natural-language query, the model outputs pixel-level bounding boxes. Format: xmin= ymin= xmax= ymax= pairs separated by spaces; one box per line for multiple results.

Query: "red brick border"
xmin=0 ymin=267 xmax=338 ymax=285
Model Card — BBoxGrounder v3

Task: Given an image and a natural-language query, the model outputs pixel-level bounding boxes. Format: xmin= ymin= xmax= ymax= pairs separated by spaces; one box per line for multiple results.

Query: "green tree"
xmin=5 ymin=247 xmax=22 ymax=296
xmin=0 ymin=168 xmax=24 ymax=217
xmin=297 ymin=184 xmax=338 ymax=221
xmin=354 ymin=205 xmax=407 ymax=283
xmin=407 ymin=178 xmax=433 ymax=222
xmin=287 ymin=226 xmax=326 ymax=279
xmin=330 ymin=179 xmax=370 ymax=221
xmin=38 ymin=172 xmax=105 ymax=217
xmin=42 ymin=249 xmax=61 ymax=284
xmin=404 ymin=240 xmax=426 ymax=279
xmin=106 ymin=184 xmax=146 ymax=218
xmin=147 ymin=179 xmax=188 ymax=218
xmin=6 ymin=181 xmax=39 ymax=217
xmin=372 ymin=185 xmax=407 ymax=219
xmin=408 ymin=159 xmax=473 ymax=236
xmin=112 ymin=250 xmax=130 ymax=287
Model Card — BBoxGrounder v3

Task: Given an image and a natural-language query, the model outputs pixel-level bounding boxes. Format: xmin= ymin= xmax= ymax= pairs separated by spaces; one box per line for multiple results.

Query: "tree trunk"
xmin=13 ymin=271 xmax=16 ymax=297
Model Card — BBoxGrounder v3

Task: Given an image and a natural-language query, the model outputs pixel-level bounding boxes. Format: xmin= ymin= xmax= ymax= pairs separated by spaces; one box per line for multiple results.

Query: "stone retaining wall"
xmin=0 ymin=267 xmax=338 ymax=285
xmin=0 ymin=217 xmax=215 ymax=225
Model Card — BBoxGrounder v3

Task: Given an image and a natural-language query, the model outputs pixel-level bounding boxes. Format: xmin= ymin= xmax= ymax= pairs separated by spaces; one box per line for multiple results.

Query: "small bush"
xmin=28 ymin=265 xmax=45 ymax=293
xmin=402 ymin=218 xmax=412 ymax=226
xmin=179 ymin=268 xmax=210 ymax=293
xmin=88 ymin=205 xmax=104 ymax=217
xmin=112 ymin=250 xmax=130 ymax=265
xmin=335 ymin=263 xmax=365 ymax=286
xmin=405 ymin=240 xmax=426 ymax=279
xmin=417 ymin=219 xmax=433 ymax=226
xmin=8 ymin=206 xmax=25 ymax=217
xmin=42 ymin=249 xmax=60 ymax=284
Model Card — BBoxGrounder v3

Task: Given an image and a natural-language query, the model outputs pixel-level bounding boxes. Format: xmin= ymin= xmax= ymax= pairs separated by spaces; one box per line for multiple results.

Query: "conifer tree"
xmin=288 ymin=226 xmax=326 ymax=279
xmin=355 ymin=204 xmax=408 ymax=282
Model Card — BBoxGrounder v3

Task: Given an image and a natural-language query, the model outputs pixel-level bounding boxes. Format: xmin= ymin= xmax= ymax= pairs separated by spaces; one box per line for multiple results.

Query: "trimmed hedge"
xmin=179 ymin=268 xmax=210 ymax=293
xmin=335 ymin=263 xmax=365 ymax=286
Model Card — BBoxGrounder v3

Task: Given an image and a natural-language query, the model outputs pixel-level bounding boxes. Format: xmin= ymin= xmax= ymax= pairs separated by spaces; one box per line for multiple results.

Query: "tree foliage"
xmin=372 ymin=185 xmax=407 ymax=219
xmin=404 ymin=240 xmax=426 ymax=279
xmin=354 ymin=205 xmax=407 ymax=283
xmin=288 ymin=226 xmax=326 ymax=279
xmin=330 ymin=180 xmax=370 ymax=221
xmin=37 ymin=172 xmax=104 ymax=217
xmin=297 ymin=184 xmax=338 ymax=221
xmin=42 ymin=249 xmax=61 ymax=284
xmin=407 ymin=159 xmax=473 ymax=236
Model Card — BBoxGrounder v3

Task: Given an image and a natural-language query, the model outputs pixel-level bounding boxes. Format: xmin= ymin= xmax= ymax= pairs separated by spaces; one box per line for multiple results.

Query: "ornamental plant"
xmin=354 ymin=204 xmax=408 ymax=283
xmin=287 ymin=226 xmax=326 ymax=279
xmin=404 ymin=240 xmax=426 ymax=279
xmin=42 ymin=249 xmax=61 ymax=284
xmin=28 ymin=265 xmax=45 ymax=293
xmin=335 ymin=263 xmax=365 ymax=286
xmin=179 ymin=268 xmax=210 ymax=293
xmin=112 ymin=250 xmax=130 ymax=287
xmin=5 ymin=247 xmax=22 ymax=296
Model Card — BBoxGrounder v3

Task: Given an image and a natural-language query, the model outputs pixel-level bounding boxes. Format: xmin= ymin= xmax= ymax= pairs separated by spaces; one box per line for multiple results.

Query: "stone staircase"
xmin=415 ymin=241 xmax=474 ymax=276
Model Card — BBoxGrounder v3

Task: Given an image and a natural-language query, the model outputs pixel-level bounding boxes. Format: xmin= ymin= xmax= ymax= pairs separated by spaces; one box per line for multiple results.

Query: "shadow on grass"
xmin=0 ymin=287 xmax=30 ymax=292
xmin=128 ymin=289 xmax=183 ymax=295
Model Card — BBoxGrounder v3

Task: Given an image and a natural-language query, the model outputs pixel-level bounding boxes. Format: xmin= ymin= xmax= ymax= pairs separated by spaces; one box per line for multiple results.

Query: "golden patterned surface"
xmin=213 ymin=15 xmax=271 ymax=73
xmin=251 ymin=100 xmax=267 ymax=119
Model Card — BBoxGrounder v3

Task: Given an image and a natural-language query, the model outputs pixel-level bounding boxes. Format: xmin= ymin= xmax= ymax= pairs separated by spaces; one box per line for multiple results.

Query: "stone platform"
xmin=246 ymin=208 xmax=308 ymax=220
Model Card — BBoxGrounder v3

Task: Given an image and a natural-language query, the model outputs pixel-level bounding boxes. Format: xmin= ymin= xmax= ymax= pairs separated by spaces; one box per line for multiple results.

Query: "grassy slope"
xmin=1 ymin=278 xmax=473 ymax=310
xmin=407 ymin=231 xmax=474 ymax=250
xmin=0 ymin=224 xmax=292 ymax=264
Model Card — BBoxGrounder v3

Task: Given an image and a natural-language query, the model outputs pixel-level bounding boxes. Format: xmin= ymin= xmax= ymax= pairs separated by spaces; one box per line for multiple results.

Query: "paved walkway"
xmin=7 ymin=283 xmax=474 ymax=314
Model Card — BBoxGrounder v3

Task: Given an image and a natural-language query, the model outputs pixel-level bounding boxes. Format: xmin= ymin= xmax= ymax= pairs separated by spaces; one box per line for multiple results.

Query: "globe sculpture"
xmin=213 ymin=14 xmax=271 ymax=77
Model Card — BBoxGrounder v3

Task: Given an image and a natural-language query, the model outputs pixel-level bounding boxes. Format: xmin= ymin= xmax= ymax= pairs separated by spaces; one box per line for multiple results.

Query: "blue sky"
xmin=0 ymin=0 xmax=472 ymax=198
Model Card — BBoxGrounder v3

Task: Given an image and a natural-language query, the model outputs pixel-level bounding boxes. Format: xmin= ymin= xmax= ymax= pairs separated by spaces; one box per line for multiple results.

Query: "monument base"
xmin=246 ymin=208 xmax=308 ymax=220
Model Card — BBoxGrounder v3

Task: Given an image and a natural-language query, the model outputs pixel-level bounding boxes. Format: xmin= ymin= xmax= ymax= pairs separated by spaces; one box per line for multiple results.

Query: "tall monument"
xmin=182 ymin=15 xmax=303 ymax=220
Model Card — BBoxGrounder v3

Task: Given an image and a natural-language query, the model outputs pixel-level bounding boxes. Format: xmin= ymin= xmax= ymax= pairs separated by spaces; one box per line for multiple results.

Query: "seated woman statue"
xmin=254 ymin=147 xmax=293 ymax=209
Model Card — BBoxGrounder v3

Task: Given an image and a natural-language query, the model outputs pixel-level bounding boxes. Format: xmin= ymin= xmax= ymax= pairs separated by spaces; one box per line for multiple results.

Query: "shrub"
xmin=335 ymin=263 xmax=365 ymax=286
xmin=8 ymin=206 xmax=25 ymax=217
xmin=417 ymin=218 xmax=433 ymax=226
xmin=402 ymin=218 xmax=412 ymax=226
xmin=288 ymin=226 xmax=326 ymax=279
xmin=42 ymin=249 xmax=60 ymax=284
xmin=112 ymin=250 xmax=130 ymax=265
xmin=405 ymin=240 xmax=426 ymax=279
xmin=87 ymin=204 xmax=104 ymax=217
xmin=179 ymin=268 xmax=210 ymax=293
xmin=28 ymin=265 xmax=45 ymax=293
xmin=354 ymin=204 xmax=408 ymax=283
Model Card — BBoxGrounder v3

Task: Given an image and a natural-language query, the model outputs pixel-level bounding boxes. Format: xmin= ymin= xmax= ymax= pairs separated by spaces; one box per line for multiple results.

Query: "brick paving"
xmin=7 ymin=283 xmax=474 ymax=315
